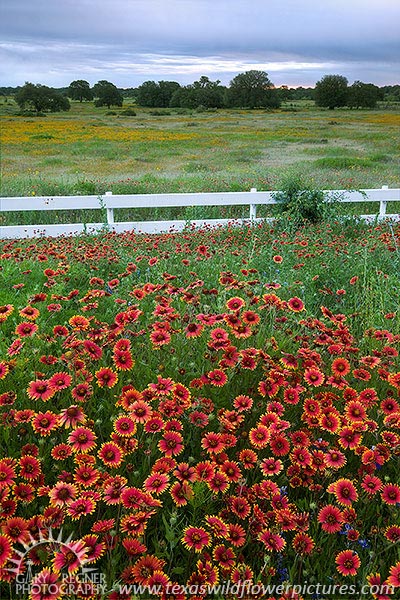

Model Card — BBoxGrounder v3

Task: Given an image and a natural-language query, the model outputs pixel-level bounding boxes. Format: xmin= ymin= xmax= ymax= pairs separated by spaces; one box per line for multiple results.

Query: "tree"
xmin=93 ymin=80 xmax=123 ymax=108
xmin=68 ymin=80 xmax=93 ymax=102
xmin=347 ymin=81 xmax=380 ymax=109
xmin=137 ymin=80 xmax=180 ymax=107
xmin=189 ymin=76 xmax=225 ymax=108
xmin=168 ymin=76 xmax=225 ymax=109
xmin=226 ymin=70 xmax=280 ymax=109
xmin=315 ymin=75 xmax=348 ymax=109
xmin=15 ymin=82 xmax=70 ymax=113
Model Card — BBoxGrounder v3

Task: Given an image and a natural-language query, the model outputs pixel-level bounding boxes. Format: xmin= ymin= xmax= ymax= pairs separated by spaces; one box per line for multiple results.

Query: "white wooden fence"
xmin=0 ymin=186 xmax=399 ymax=239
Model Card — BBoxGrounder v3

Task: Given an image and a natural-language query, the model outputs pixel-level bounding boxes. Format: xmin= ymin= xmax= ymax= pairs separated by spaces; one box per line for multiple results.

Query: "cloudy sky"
xmin=1 ymin=0 xmax=399 ymax=89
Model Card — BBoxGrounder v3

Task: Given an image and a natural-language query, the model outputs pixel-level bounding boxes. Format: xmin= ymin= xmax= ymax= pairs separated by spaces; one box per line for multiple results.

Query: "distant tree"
xmin=169 ymin=76 xmax=224 ymax=109
xmin=189 ymin=76 xmax=225 ymax=108
xmin=137 ymin=81 xmax=159 ymax=107
xmin=15 ymin=82 xmax=70 ymax=113
xmin=290 ymin=87 xmax=315 ymax=101
xmin=347 ymin=81 xmax=380 ymax=109
xmin=380 ymin=85 xmax=400 ymax=102
xmin=169 ymin=86 xmax=195 ymax=108
xmin=277 ymin=85 xmax=291 ymax=102
xmin=137 ymin=80 xmax=180 ymax=107
xmin=93 ymin=80 xmax=123 ymax=108
xmin=68 ymin=80 xmax=93 ymax=102
xmin=226 ymin=70 xmax=280 ymax=109
xmin=315 ymin=75 xmax=348 ymax=109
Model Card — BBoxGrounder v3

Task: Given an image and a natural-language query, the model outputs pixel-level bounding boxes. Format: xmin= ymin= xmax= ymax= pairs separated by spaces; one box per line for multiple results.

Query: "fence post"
xmin=250 ymin=188 xmax=257 ymax=221
xmin=105 ymin=191 xmax=114 ymax=225
xmin=379 ymin=185 xmax=388 ymax=219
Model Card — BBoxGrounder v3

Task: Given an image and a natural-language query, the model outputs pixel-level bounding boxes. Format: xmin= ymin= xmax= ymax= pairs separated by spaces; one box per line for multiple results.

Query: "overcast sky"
xmin=1 ymin=0 xmax=399 ymax=88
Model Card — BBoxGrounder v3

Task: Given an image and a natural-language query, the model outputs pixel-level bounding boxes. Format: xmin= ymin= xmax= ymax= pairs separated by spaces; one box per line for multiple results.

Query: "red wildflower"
xmin=333 ymin=479 xmax=358 ymax=506
xmin=27 ymin=379 xmax=55 ymax=402
xmin=238 ymin=448 xmax=257 ymax=469
xmin=292 ymin=532 xmax=315 ymax=555
xmin=304 ymin=368 xmax=325 ymax=387
xmin=185 ymin=323 xmax=204 ymax=338
xmin=170 ymin=481 xmax=193 ymax=506
xmin=59 ymin=405 xmax=86 ymax=429
xmin=213 ymin=544 xmax=235 ymax=568
xmin=48 ymin=372 xmax=72 ymax=391
xmin=318 ymin=505 xmax=343 ymax=533
xmin=249 ymin=425 xmax=270 ymax=449
xmin=95 ymin=367 xmax=118 ymax=388
xmin=30 ymin=569 xmax=61 ymax=600
xmin=69 ymin=315 xmax=90 ymax=330
xmin=98 ymin=442 xmax=124 ymax=468
xmin=287 ymin=297 xmax=305 ymax=312
xmin=15 ymin=322 xmax=38 ymax=337
xmin=0 ymin=304 xmax=14 ymax=322
xmin=386 ymin=561 xmax=400 ymax=587
xmin=144 ymin=473 xmax=170 ymax=495
xmin=32 ymin=411 xmax=60 ymax=436
xmin=331 ymin=358 xmax=351 ymax=376
xmin=19 ymin=455 xmax=41 ymax=480
xmin=2 ymin=516 xmax=29 ymax=543
xmin=269 ymin=434 xmax=290 ymax=456
xmin=182 ymin=527 xmax=210 ymax=552
xmin=381 ymin=483 xmax=400 ymax=505
xmin=207 ymin=369 xmax=228 ymax=387
xmin=158 ymin=431 xmax=184 ymax=457
xmin=258 ymin=530 xmax=286 ymax=551
xmin=226 ymin=297 xmax=245 ymax=311
xmin=114 ymin=416 xmax=136 ymax=437
xmin=49 ymin=482 xmax=77 ymax=507
xmin=208 ymin=471 xmax=229 ymax=493
xmin=0 ymin=535 xmax=12 ymax=568
xmin=51 ymin=444 xmax=73 ymax=461
xmin=261 ymin=458 xmax=283 ymax=476
xmin=335 ymin=550 xmax=360 ymax=576
xmin=201 ymin=432 xmax=225 ymax=454
xmin=68 ymin=427 xmax=97 ymax=453
xmin=384 ymin=526 xmax=400 ymax=543
xmin=67 ymin=498 xmax=96 ymax=520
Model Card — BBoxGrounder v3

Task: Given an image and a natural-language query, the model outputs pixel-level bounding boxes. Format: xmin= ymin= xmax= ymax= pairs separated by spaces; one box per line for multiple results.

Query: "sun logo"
xmin=5 ymin=527 xmax=88 ymax=579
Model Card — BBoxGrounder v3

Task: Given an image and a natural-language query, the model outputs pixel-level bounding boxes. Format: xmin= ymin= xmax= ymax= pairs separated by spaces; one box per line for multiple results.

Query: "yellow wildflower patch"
xmin=0 ymin=117 xmax=198 ymax=145
xmin=362 ymin=114 xmax=400 ymax=126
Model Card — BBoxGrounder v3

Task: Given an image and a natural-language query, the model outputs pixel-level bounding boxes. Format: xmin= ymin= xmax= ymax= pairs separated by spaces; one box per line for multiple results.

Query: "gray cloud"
xmin=1 ymin=0 xmax=399 ymax=87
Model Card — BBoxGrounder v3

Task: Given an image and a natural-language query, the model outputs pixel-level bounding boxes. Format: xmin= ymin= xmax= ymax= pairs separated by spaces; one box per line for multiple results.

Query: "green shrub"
xmin=120 ymin=108 xmax=136 ymax=116
xmin=273 ymin=174 xmax=339 ymax=225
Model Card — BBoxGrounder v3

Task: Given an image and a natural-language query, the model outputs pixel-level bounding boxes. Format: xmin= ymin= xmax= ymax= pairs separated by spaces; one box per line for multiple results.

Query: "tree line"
xmin=3 ymin=72 xmax=399 ymax=114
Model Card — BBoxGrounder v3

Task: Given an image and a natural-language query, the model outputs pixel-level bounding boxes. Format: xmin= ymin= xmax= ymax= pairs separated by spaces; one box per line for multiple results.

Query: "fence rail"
xmin=0 ymin=186 xmax=399 ymax=239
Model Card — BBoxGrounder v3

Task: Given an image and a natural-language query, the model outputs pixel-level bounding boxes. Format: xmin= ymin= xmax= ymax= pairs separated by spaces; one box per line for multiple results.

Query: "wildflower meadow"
xmin=0 ymin=219 xmax=399 ymax=599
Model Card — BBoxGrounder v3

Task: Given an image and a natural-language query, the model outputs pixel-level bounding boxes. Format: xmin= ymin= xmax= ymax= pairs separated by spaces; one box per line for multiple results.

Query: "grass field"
xmin=0 ymin=220 xmax=399 ymax=598
xmin=1 ymin=99 xmax=399 ymax=226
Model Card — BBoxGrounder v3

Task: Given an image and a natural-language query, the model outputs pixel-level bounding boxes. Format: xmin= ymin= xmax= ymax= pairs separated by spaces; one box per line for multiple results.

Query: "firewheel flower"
xmin=287 ymin=297 xmax=305 ymax=312
xmin=318 ymin=504 xmax=343 ymax=533
xmin=30 ymin=569 xmax=61 ymax=600
xmin=95 ymin=367 xmax=118 ymax=388
xmin=53 ymin=540 xmax=88 ymax=574
xmin=258 ymin=529 xmax=286 ymax=552
xmin=182 ymin=527 xmax=210 ymax=552
xmin=27 ymin=379 xmax=55 ymax=402
xmin=335 ymin=550 xmax=360 ymax=576
xmin=0 ymin=535 xmax=12 ymax=568
xmin=98 ymin=442 xmax=124 ymax=468
xmin=381 ymin=483 xmax=400 ymax=505
xmin=333 ymin=478 xmax=358 ymax=506
xmin=387 ymin=561 xmax=400 ymax=587
xmin=68 ymin=427 xmax=97 ymax=453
